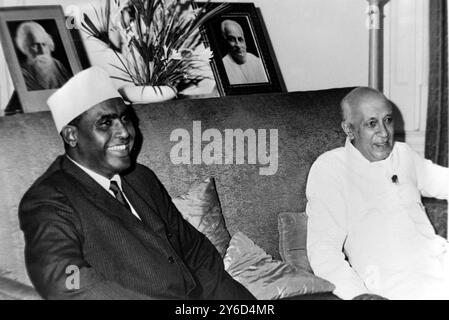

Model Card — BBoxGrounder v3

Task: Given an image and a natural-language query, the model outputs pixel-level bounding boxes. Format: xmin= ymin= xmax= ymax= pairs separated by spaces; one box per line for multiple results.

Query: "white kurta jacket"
xmin=222 ymin=53 xmax=268 ymax=84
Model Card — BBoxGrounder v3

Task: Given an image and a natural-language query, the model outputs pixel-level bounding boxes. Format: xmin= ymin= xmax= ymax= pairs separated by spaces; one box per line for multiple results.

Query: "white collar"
xmin=66 ymin=155 xmax=141 ymax=221
xmin=66 ymin=155 xmax=122 ymax=192
xmin=344 ymin=137 xmax=395 ymax=168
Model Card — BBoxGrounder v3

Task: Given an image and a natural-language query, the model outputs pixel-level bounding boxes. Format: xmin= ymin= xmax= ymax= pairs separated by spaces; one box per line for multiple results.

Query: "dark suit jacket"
xmin=19 ymin=155 xmax=254 ymax=300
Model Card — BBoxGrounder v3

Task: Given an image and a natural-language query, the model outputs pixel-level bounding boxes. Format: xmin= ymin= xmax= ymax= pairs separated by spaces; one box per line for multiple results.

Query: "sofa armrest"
xmin=0 ymin=276 xmax=41 ymax=300
xmin=423 ymin=197 xmax=448 ymax=238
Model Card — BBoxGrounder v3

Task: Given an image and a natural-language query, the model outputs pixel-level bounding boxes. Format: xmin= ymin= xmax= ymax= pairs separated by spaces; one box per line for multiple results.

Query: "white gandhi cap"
xmin=47 ymin=66 xmax=122 ymax=133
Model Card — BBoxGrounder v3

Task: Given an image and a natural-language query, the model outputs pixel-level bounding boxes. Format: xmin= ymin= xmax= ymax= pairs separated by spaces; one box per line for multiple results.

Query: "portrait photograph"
xmin=0 ymin=6 xmax=83 ymax=113
xmin=212 ymin=16 xmax=269 ymax=85
xmin=200 ymin=2 xmax=283 ymax=96
xmin=7 ymin=19 xmax=73 ymax=92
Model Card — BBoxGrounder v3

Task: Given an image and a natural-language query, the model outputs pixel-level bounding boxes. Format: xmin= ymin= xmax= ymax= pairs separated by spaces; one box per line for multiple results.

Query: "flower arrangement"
xmin=82 ymin=0 xmax=228 ymax=93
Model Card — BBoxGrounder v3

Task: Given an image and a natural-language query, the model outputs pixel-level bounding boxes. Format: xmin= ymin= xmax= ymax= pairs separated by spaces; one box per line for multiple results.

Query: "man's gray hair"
xmin=15 ymin=21 xmax=54 ymax=55
xmin=340 ymin=86 xmax=389 ymax=123
xmin=220 ymin=19 xmax=243 ymax=39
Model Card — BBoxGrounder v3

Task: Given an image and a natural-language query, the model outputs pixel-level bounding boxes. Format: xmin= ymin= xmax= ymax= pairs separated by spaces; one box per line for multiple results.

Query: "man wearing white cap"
xmin=18 ymin=66 xmax=254 ymax=300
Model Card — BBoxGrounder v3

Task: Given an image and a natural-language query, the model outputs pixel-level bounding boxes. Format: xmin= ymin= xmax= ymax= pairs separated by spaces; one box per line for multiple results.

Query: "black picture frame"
xmin=0 ymin=5 xmax=83 ymax=113
xmin=199 ymin=2 xmax=282 ymax=96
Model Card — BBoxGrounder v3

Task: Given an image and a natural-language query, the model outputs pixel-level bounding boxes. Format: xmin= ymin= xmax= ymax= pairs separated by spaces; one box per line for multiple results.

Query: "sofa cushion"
xmin=278 ymin=211 xmax=313 ymax=272
xmin=172 ymin=177 xmax=230 ymax=257
xmin=133 ymin=89 xmax=351 ymax=258
xmin=224 ymin=232 xmax=335 ymax=299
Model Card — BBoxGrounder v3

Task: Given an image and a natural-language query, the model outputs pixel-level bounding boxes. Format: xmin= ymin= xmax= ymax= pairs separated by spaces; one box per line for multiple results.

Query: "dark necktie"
xmin=109 ymin=180 xmax=131 ymax=211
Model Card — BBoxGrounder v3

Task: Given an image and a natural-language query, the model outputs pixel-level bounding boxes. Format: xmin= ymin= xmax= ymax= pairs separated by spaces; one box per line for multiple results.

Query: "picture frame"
xmin=0 ymin=5 xmax=83 ymax=113
xmin=199 ymin=2 xmax=282 ymax=96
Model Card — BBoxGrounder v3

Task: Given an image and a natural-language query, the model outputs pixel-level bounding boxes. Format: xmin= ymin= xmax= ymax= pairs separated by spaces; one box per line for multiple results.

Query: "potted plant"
xmin=82 ymin=0 xmax=228 ymax=103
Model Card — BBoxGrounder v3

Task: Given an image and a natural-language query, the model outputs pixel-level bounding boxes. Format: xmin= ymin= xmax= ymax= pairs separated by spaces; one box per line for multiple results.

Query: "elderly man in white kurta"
xmin=221 ymin=19 xmax=268 ymax=85
xmin=306 ymin=86 xmax=449 ymax=300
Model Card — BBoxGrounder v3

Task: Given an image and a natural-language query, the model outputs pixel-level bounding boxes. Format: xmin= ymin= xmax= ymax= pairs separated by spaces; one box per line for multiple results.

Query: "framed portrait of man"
xmin=199 ymin=2 xmax=283 ymax=96
xmin=0 ymin=6 xmax=83 ymax=113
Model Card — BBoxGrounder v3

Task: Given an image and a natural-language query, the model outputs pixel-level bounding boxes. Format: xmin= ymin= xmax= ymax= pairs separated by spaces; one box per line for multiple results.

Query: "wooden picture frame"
xmin=200 ymin=2 xmax=282 ymax=96
xmin=0 ymin=5 xmax=83 ymax=113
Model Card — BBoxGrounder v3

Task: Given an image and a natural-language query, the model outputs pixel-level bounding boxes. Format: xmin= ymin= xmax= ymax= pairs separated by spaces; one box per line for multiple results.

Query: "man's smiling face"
xmin=71 ymin=98 xmax=135 ymax=178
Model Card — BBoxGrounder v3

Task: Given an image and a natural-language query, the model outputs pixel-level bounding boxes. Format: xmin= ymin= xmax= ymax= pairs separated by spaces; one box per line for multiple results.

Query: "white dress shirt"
xmin=66 ymin=156 xmax=141 ymax=220
xmin=306 ymin=139 xmax=449 ymax=299
xmin=222 ymin=52 xmax=268 ymax=84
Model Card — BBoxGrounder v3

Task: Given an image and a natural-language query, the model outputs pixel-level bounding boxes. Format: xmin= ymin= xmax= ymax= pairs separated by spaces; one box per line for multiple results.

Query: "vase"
xmin=118 ymin=85 xmax=177 ymax=104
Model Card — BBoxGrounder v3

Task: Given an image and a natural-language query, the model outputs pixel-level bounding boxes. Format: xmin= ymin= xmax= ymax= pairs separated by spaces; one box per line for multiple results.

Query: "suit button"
xmin=167 ymin=233 xmax=173 ymax=239
xmin=168 ymin=256 xmax=175 ymax=264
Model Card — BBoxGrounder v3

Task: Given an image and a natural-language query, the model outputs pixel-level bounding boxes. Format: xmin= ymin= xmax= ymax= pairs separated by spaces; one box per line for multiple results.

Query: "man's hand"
xmin=352 ymin=293 xmax=388 ymax=300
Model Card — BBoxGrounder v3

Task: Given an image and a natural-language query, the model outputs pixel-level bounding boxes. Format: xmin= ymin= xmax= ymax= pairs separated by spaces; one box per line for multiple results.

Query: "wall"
xmin=214 ymin=0 xmax=369 ymax=92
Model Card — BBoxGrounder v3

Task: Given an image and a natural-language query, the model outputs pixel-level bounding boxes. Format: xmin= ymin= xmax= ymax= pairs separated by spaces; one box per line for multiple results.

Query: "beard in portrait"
xmin=15 ymin=21 xmax=71 ymax=91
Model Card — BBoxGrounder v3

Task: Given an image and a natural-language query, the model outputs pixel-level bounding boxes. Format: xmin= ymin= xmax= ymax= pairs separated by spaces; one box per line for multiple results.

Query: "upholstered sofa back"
xmin=0 ymin=88 xmax=351 ymax=286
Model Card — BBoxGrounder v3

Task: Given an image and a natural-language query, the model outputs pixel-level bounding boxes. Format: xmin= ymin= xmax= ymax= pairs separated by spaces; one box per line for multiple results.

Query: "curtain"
xmin=425 ymin=0 xmax=448 ymax=167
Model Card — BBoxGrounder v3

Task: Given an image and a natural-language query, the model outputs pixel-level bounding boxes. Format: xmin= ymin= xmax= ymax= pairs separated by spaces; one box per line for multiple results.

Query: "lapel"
xmin=60 ymin=156 xmax=144 ymax=227
xmin=121 ymin=174 xmax=164 ymax=227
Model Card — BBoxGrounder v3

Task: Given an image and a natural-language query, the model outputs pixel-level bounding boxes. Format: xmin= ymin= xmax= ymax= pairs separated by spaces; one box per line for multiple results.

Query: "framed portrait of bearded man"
xmin=0 ymin=5 xmax=82 ymax=113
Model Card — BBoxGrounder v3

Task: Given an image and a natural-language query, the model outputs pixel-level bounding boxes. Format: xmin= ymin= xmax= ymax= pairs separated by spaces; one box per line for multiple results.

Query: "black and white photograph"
xmin=0 ymin=5 xmax=82 ymax=113
xmin=0 ymin=0 xmax=447 ymax=309
xmin=214 ymin=17 xmax=268 ymax=85
xmin=200 ymin=2 xmax=282 ymax=96
xmin=8 ymin=19 xmax=72 ymax=91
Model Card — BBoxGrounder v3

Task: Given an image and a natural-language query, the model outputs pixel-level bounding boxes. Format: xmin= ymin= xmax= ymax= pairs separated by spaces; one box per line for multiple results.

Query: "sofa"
xmin=0 ymin=88 xmax=446 ymax=299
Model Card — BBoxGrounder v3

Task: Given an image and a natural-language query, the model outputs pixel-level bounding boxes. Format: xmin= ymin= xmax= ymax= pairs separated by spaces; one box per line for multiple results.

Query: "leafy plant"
xmin=82 ymin=0 xmax=229 ymax=91
xmin=82 ymin=0 xmax=121 ymax=51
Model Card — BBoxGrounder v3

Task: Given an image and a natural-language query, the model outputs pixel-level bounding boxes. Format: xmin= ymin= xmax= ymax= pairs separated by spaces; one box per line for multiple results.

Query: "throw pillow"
xmin=278 ymin=211 xmax=313 ymax=273
xmin=224 ymin=232 xmax=335 ymax=299
xmin=173 ymin=177 xmax=230 ymax=257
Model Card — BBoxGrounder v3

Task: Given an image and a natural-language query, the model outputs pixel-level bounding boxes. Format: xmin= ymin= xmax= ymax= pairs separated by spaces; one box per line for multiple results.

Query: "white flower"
xmin=181 ymin=7 xmax=200 ymax=22
xmin=169 ymin=48 xmax=199 ymax=61
xmin=110 ymin=0 xmax=131 ymax=28
xmin=169 ymin=49 xmax=183 ymax=60
xmin=180 ymin=48 xmax=194 ymax=58
xmin=192 ymin=46 xmax=213 ymax=63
